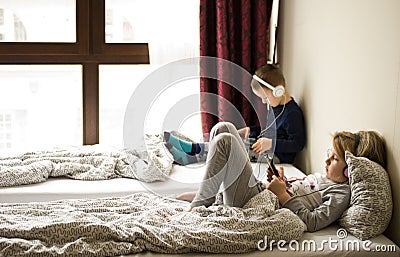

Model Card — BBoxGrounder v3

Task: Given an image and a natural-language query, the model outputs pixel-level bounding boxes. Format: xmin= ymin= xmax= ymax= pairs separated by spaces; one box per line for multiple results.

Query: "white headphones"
xmin=252 ymin=74 xmax=285 ymax=98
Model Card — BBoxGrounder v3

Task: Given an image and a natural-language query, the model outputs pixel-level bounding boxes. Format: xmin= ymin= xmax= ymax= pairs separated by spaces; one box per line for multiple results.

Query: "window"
xmin=0 ymin=0 xmax=201 ymax=150
xmin=0 ymin=0 xmax=149 ymax=148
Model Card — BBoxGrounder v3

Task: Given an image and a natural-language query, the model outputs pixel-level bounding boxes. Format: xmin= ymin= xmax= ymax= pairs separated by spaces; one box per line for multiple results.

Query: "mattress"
xmin=0 ymin=162 xmax=299 ymax=203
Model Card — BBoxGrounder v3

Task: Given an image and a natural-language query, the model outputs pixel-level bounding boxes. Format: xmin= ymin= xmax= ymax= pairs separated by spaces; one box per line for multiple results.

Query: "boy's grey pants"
xmin=191 ymin=122 xmax=263 ymax=208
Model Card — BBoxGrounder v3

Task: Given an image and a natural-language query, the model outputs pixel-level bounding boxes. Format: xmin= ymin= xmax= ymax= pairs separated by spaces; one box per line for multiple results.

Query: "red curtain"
xmin=200 ymin=0 xmax=274 ymax=141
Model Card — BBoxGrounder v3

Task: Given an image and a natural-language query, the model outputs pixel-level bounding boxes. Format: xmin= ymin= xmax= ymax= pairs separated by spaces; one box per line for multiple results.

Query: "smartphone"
xmin=267 ymin=156 xmax=280 ymax=178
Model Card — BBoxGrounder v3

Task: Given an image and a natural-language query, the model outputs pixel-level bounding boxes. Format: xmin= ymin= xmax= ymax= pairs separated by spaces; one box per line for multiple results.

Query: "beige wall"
xmin=278 ymin=0 xmax=400 ymax=245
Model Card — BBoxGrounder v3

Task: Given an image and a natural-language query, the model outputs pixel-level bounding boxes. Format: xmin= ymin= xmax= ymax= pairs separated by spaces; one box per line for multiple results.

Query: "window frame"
xmin=0 ymin=0 xmax=149 ymax=145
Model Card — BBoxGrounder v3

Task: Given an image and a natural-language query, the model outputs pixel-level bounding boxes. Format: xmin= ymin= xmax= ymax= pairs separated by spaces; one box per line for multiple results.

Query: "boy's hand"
xmin=252 ymin=137 xmax=272 ymax=154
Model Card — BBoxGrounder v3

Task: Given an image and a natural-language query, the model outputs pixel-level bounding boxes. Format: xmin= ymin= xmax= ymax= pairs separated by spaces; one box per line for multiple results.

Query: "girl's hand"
xmin=267 ymin=176 xmax=292 ymax=204
xmin=277 ymin=166 xmax=285 ymax=178
xmin=252 ymin=137 xmax=272 ymax=154
xmin=267 ymin=176 xmax=286 ymax=195
xmin=267 ymin=166 xmax=285 ymax=182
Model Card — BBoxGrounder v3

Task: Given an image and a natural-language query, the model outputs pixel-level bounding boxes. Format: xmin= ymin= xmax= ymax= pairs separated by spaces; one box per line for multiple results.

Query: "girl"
xmin=167 ymin=125 xmax=386 ymax=233
xmin=269 ymin=130 xmax=386 ymax=231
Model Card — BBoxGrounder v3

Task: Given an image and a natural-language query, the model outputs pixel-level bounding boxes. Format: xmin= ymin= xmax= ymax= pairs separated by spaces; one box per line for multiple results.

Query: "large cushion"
xmin=339 ymin=151 xmax=392 ymax=240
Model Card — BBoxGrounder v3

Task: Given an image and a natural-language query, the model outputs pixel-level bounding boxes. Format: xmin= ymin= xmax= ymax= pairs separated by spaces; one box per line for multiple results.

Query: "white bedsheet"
xmin=0 ymin=163 xmax=300 ymax=203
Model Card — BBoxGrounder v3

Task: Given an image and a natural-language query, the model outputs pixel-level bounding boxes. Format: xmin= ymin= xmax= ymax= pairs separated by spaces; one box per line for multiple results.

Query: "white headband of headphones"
xmin=252 ymin=74 xmax=285 ymax=98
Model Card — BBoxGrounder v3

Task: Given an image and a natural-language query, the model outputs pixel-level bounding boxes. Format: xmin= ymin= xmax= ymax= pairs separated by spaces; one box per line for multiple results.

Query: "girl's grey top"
xmin=282 ymin=174 xmax=350 ymax=232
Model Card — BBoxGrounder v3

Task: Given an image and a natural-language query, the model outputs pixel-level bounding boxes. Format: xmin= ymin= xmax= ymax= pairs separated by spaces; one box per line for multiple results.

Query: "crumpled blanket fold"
xmin=0 ymin=133 xmax=173 ymax=186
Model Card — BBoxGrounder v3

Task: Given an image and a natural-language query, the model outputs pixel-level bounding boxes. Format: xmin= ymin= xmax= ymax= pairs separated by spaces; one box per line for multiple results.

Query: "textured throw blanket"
xmin=0 ymin=190 xmax=306 ymax=256
xmin=0 ymin=134 xmax=173 ymax=186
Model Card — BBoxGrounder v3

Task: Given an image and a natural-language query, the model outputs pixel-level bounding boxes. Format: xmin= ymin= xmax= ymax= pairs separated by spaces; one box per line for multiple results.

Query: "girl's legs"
xmin=164 ymin=132 xmax=208 ymax=165
xmin=164 ymin=131 xmax=205 ymax=155
xmin=190 ymin=122 xmax=261 ymax=208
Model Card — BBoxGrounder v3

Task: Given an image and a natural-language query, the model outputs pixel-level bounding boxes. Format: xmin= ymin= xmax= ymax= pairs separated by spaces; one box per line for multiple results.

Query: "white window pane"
xmin=99 ymin=65 xmax=202 ymax=147
xmin=0 ymin=0 xmax=76 ymax=42
xmin=0 ymin=65 xmax=82 ymax=153
xmin=105 ymin=0 xmax=199 ymax=65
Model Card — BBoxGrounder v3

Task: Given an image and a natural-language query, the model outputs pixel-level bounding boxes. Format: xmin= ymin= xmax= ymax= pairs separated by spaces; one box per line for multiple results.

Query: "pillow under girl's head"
xmin=339 ymin=152 xmax=392 ymax=240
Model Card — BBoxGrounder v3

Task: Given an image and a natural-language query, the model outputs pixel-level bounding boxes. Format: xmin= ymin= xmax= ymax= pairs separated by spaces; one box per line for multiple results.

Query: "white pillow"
xmin=339 ymin=152 xmax=392 ymax=240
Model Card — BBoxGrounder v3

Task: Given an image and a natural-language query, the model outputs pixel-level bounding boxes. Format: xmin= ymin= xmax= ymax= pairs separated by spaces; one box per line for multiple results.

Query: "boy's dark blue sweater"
xmin=249 ymin=98 xmax=305 ymax=164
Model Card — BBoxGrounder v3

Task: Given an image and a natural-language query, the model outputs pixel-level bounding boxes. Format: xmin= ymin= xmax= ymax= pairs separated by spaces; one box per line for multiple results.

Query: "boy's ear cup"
xmin=273 ymin=85 xmax=285 ymax=97
xmin=252 ymin=74 xmax=285 ymax=98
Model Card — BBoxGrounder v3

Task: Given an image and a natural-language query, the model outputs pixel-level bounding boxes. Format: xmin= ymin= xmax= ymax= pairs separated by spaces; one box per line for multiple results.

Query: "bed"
xmin=0 ymin=145 xmax=399 ymax=257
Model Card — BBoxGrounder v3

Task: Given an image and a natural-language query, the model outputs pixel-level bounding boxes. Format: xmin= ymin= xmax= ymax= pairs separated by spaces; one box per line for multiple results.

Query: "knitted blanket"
xmin=0 ymin=190 xmax=305 ymax=256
